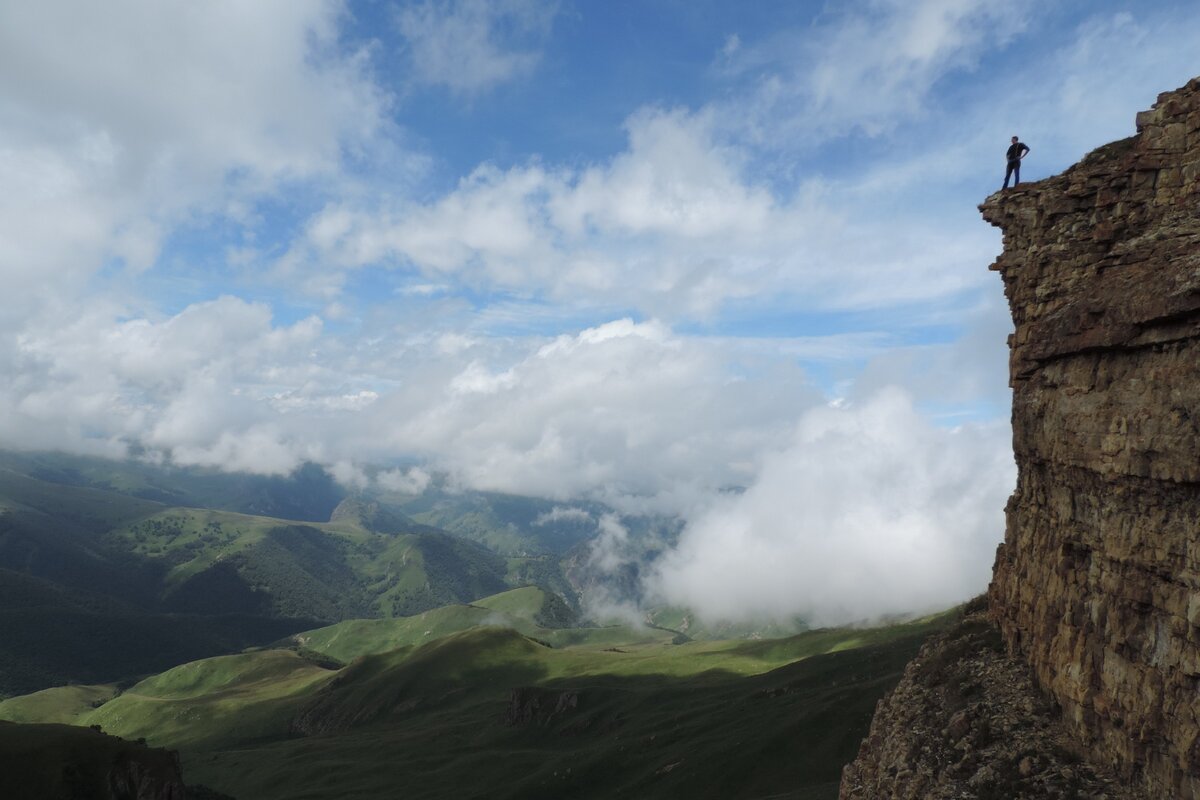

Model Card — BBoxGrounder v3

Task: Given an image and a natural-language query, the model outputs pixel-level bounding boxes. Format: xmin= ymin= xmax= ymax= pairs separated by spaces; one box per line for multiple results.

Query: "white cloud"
xmin=651 ymin=388 xmax=1015 ymax=625
xmin=2 ymin=299 xmax=829 ymax=495
xmin=395 ymin=0 xmax=558 ymax=94
xmin=358 ymin=318 xmax=821 ymax=501
xmin=284 ymin=107 xmax=995 ymax=317
xmin=718 ymin=0 xmax=1034 ymax=143
xmin=1 ymin=296 xmax=329 ymax=474
xmin=548 ymin=107 xmax=774 ymax=238
xmin=533 ymin=506 xmax=593 ymax=526
xmin=170 ymin=425 xmax=310 ymax=476
xmin=376 ymin=467 xmax=433 ymax=495
xmin=0 ymin=0 xmax=385 ymax=301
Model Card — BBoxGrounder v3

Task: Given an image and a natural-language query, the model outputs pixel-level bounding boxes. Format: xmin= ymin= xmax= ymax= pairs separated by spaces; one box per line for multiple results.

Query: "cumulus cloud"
xmin=395 ymin=0 xmax=558 ymax=94
xmin=353 ymin=318 xmax=820 ymax=501
xmin=0 ymin=0 xmax=385 ymax=301
xmin=2 ymin=301 xmax=823 ymax=493
xmin=651 ymin=388 xmax=1015 ymax=625
xmin=1 ymin=296 xmax=328 ymax=473
xmin=284 ymin=106 xmax=996 ymax=316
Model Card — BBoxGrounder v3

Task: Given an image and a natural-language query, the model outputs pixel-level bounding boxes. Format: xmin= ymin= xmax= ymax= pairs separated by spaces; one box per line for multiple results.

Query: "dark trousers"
xmin=1004 ymin=159 xmax=1021 ymax=188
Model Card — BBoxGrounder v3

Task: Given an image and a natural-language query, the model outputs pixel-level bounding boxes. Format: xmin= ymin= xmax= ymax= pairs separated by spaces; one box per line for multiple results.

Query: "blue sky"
xmin=2 ymin=0 xmax=1198 ymax=620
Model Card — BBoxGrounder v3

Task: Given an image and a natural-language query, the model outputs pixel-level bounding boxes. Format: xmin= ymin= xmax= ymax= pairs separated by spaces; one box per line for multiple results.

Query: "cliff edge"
xmin=843 ymin=76 xmax=1200 ymax=799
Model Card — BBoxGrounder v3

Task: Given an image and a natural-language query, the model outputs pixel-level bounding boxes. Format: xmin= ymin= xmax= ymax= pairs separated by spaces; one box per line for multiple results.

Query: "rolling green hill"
xmin=0 ymin=684 xmax=116 ymax=725
xmin=290 ymin=586 xmax=662 ymax=664
xmin=81 ymin=650 xmax=338 ymax=750
xmin=1 ymin=568 xmax=957 ymax=800
xmin=241 ymin=626 xmax=937 ymax=800
xmin=0 ymin=461 xmax=532 ymax=696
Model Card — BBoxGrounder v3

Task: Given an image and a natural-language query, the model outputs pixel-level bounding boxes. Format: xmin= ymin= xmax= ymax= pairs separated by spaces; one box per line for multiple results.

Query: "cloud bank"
xmin=652 ymin=389 xmax=1015 ymax=625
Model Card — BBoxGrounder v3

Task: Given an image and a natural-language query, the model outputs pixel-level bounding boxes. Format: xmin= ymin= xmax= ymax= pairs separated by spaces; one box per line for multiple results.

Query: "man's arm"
xmin=1020 ymin=144 xmax=1030 ymax=159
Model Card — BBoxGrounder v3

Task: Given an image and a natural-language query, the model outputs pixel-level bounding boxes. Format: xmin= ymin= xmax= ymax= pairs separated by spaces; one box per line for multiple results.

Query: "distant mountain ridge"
xmin=0 ymin=454 xmax=567 ymax=696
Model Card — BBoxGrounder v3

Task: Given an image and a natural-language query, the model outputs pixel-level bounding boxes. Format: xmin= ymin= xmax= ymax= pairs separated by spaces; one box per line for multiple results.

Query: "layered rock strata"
xmin=842 ymin=76 xmax=1200 ymax=799
xmin=984 ymin=77 xmax=1200 ymax=799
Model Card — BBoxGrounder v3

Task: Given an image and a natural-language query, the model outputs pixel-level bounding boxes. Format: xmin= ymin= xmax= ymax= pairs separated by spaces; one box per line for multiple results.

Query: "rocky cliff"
xmin=842 ymin=77 xmax=1200 ymax=798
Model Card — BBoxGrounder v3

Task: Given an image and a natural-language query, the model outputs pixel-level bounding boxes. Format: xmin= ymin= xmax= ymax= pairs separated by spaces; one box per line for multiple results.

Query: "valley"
xmin=0 ymin=451 xmax=951 ymax=798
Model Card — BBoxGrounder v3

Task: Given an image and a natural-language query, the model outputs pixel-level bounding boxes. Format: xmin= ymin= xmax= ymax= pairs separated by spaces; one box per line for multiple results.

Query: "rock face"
xmin=0 ymin=721 xmax=192 ymax=800
xmin=985 ymin=77 xmax=1200 ymax=799
xmin=840 ymin=602 xmax=1144 ymax=799
xmin=842 ymin=76 xmax=1200 ymax=799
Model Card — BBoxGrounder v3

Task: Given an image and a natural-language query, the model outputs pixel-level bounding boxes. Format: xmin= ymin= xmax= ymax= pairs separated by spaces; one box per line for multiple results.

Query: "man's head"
xmin=1012 ymin=136 xmax=1019 ymax=143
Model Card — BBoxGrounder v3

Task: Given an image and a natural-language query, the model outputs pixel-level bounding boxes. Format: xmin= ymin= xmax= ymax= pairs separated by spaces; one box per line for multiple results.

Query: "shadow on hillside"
xmin=193 ymin=630 xmax=936 ymax=800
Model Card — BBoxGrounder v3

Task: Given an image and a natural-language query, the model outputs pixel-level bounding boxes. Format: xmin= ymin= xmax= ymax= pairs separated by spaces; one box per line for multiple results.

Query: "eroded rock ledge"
xmin=842 ymin=76 xmax=1200 ymax=799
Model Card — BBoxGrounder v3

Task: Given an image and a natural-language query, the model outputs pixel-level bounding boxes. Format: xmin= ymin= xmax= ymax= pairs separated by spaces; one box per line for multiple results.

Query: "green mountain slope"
xmin=0 ymin=567 xmax=313 ymax=698
xmin=0 ymin=463 xmax=527 ymax=696
xmin=0 ymin=450 xmax=344 ymax=522
xmin=0 ymin=684 xmax=116 ymax=725
xmin=199 ymin=618 xmax=948 ymax=800
xmin=290 ymin=586 xmax=661 ymax=664
xmin=82 ymin=650 xmax=338 ymax=750
xmin=2 ymin=579 xmax=956 ymax=800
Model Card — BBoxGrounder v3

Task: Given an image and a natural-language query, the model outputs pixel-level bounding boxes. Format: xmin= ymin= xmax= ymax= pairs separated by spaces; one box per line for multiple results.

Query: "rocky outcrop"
xmin=840 ymin=602 xmax=1144 ymax=799
xmin=842 ymin=77 xmax=1200 ymax=798
xmin=502 ymin=687 xmax=581 ymax=727
xmin=0 ymin=721 xmax=193 ymax=800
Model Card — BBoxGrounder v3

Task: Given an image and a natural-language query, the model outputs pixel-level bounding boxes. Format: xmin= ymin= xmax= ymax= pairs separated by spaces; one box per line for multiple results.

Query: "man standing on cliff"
xmin=1004 ymin=135 xmax=1030 ymax=188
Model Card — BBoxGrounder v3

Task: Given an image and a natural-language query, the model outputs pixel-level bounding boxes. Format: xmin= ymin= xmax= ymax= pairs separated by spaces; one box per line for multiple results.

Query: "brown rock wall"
xmin=985 ymin=77 xmax=1200 ymax=799
xmin=840 ymin=76 xmax=1200 ymax=800
xmin=840 ymin=606 xmax=1145 ymax=800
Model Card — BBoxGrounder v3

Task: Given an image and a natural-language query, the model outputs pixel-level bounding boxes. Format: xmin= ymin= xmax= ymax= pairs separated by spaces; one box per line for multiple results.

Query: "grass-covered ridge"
xmin=192 ymin=614 xmax=952 ymax=800
xmin=81 ymin=650 xmax=338 ymax=750
xmin=1 ymin=596 xmax=955 ymax=798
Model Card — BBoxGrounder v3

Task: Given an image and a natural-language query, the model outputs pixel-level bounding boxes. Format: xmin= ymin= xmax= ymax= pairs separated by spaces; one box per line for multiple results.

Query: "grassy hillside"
xmin=107 ymin=504 xmax=514 ymax=622
xmin=1 ymin=574 xmax=957 ymax=800
xmin=644 ymin=605 xmax=811 ymax=641
xmin=389 ymin=489 xmax=598 ymax=555
xmin=290 ymin=586 xmax=668 ymax=664
xmin=0 ymin=462 xmax=537 ymax=695
xmin=0 ymin=684 xmax=116 ymax=725
xmin=0 ymin=568 xmax=314 ymax=698
xmin=190 ymin=619 xmax=948 ymax=800
xmin=81 ymin=650 xmax=338 ymax=750
xmin=1 ymin=466 xmax=515 ymax=626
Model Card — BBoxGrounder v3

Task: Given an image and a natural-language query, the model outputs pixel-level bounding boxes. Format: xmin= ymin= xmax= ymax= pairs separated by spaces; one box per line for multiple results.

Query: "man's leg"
xmin=1013 ymin=162 xmax=1021 ymax=186
xmin=1004 ymin=162 xmax=1014 ymax=189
